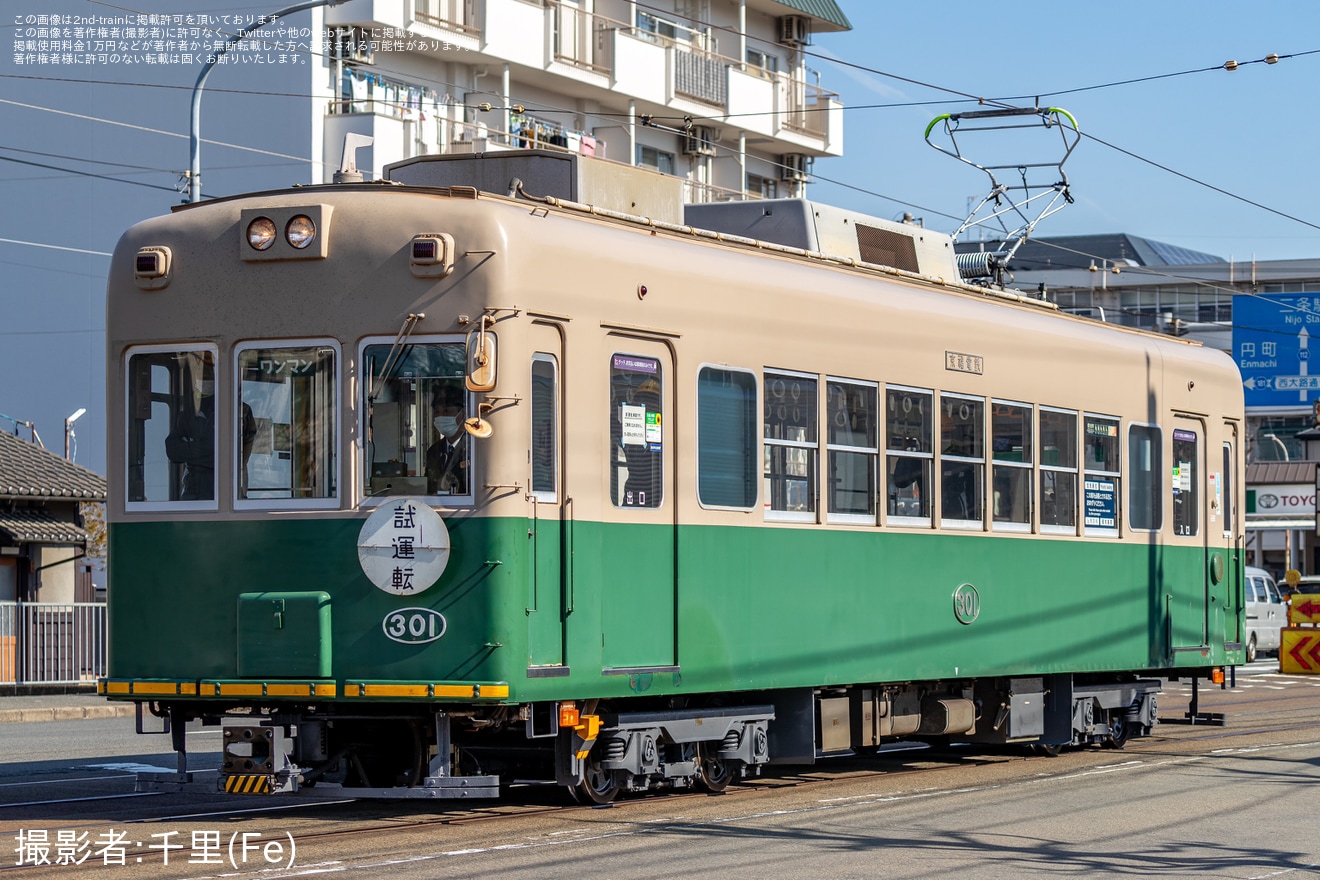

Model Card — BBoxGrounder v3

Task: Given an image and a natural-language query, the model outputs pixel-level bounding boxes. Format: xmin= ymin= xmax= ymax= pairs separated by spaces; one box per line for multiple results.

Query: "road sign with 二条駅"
xmin=1290 ymin=596 xmax=1320 ymax=625
xmin=1233 ymin=292 xmax=1320 ymax=407
xmin=1280 ymin=630 xmax=1320 ymax=674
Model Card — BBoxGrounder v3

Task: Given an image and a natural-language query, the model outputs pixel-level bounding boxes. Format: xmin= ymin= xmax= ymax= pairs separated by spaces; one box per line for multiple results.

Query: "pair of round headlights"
xmin=247 ymin=215 xmax=316 ymax=251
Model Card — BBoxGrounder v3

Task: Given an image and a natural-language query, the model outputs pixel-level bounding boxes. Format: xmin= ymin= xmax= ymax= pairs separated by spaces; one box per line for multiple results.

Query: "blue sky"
xmin=2 ymin=0 xmax=1319 ymax=476
xmin=814 ymin=2 xmax=1320 ymax=263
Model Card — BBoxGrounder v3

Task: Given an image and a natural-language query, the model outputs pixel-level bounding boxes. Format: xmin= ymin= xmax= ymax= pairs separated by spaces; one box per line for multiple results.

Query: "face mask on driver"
xmin=434 ymin=416 xmax=459 ymax=437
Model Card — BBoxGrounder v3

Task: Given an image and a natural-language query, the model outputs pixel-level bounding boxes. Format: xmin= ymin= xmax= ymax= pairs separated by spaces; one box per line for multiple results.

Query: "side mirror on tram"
xmin=466 ymin=316 xmax=497 ymax=392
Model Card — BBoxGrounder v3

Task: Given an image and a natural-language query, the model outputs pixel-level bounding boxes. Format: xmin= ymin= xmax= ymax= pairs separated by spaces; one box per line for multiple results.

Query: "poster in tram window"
xmin=1084 ymin=478 xmax=1117 ymax=528
xmin=610 ymin=354 xmax=662 ymax=509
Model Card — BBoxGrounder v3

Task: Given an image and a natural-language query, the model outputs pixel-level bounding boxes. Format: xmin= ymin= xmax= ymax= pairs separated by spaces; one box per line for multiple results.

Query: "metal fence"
xmin=0 ymin=602 xmax=107 ymax=686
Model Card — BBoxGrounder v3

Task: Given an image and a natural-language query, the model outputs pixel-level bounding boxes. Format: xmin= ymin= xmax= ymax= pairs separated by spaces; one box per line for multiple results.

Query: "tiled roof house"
xmin=0 ymin=430 xmax=106 ymax=603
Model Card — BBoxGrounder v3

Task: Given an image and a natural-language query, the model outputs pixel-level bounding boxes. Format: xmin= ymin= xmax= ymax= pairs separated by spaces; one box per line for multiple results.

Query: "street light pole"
xmin=64 ymin=408 xmax=86 ymax=461
xmin=189 ymin=0 xmax=343 ymax=203
xmin=1264 ymin=432 xmax=1291 ymax=462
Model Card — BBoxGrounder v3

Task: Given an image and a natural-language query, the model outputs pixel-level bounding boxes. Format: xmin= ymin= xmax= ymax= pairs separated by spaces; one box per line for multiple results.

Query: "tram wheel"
xmin=696 ymin=743 xmax=737 ymax=793
xmin=570 ymin=760 xmax=620 ymax=805
xmin=1102 ymin=715 xmax=1129 ymax=750
xmin=1033 ymin=742 xmax=1062 ymax=757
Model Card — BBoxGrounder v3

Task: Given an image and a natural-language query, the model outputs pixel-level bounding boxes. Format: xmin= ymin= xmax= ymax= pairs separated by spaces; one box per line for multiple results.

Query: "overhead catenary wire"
xmin=12 ymin=0 xmax=1317 ymax=259
xmin=0 ymin=237 xmax=112 ymax=257
xmin=53 ymin=9 xmax=1294 ymax=350
xmin=624 ymin=1 xmax=1320 ymax=241
xmin=0 ymin=153 xmax=208 ymax=196
xmin=1000 ymin=238 xmax=1320 ymax=338
xmin=8 ymin=71 xmax=1305 ymax=236
xmin=20 ymin=0 xmax=1316 ymax=356
xmin=66 ymin=0 xmax=1320 ymax=145
xmin=0 ymin=97 xmax=320 ymax=168
xmin=57 ymin=0 xmax=1320 ymax=233
xmin=1011 ymin=49 xmax=1320 ymax=101
xmin=1080 ymin=131 xmax=1320 ymax=234
xmin=0 ymin=81 xmax=957 ymax=223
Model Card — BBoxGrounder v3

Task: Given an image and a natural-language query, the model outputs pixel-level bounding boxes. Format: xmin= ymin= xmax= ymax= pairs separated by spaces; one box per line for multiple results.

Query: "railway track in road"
xmin=4 ymin=685 xmax=1317 ymax=874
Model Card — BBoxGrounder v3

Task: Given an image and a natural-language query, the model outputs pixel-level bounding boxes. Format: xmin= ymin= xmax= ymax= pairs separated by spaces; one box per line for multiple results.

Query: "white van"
xmin=1244 ymin=566 xmax=1286 ymax=662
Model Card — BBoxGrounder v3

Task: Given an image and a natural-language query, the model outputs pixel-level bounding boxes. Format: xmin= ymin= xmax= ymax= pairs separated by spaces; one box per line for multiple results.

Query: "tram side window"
xmin=610 ymin=354 xmax=663 ymax=509
xmin=237 ymin=343 xmax=337 ymax=505
xmin=1128 ymin=425 xmax=1163 ymax=531
xmin=886 ymin=387 xmax=933 ymax=523
xmin=1040 ymin=408 xmax=1078 ymax=530
xmin=531 ymin=355 xmax=558 ymax=499
xmin=697 ymin=367 xmax=757 ymax=509
xmin=992 ymin=401 xmax=1032 ymax=528
xmin=940 ymin=394 xmax=985 ymax=526
xmin=827 ymin=379 xmax=877 ymax=520
xmin=362 ymin=340 xmax=470 ymax=500
xmin=1083 ymin=415 xmax=1121 ymax=535
xmin=1172 ymin=428 xmax=1199 ymax=536
xmin=126 ymin=347 xmax=218 ymax=505
xmin=1222 ymin=441 xmax=1234 ymax=537
xmin=764 ymin=371 xmax=817 ymax=518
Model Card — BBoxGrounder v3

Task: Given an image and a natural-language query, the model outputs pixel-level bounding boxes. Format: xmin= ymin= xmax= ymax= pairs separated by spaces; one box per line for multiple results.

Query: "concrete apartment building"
xmin=317 ymin=0 xmax=848 ymax=195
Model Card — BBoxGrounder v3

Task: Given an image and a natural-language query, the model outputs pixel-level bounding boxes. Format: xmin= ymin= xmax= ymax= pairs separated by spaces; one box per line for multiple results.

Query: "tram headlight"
xmin=240 ymin=205 xmax=330 ymax=261
xmin=246 ymin=217 xmax=277 ymax=250
xmin=285 ymin=215 xmax=317 ymax=249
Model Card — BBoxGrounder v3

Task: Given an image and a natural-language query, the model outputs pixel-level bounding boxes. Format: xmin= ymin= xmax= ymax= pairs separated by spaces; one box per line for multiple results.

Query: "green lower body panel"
xmin=107 ymin=517 xmax=1239 ymax=703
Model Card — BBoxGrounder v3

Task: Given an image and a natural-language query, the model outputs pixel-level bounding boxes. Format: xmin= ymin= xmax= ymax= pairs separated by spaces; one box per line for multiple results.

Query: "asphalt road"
xmin=1 ymin=662 xmax=1317 ymax=878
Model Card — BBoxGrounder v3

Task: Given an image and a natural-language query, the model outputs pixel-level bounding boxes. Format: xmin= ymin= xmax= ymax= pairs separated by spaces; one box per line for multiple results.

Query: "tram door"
xmin=1171 ymin=416 xmax=1209 ymax=648
xmin=601 ymin=337 xmax=676 ymax=670
xmin=527 ymin=325 xmax=566 ymax=669
xmin=1221 ymin=422 xmax=1242 ymax=648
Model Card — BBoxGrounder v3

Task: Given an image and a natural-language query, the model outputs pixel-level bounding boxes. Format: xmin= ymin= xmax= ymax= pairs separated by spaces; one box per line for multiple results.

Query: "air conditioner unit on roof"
xmin=778 ymin=15 xmax=810 ymax=46
xmin=780 ymin=153 xmax=810 ymax=182
xmin=682 ymin=126 xmax=717 ymax=157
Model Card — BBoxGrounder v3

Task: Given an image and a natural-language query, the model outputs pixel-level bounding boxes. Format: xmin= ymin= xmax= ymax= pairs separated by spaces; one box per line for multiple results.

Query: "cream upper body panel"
xmin=106 ymin=185 xmax=1244 ymax=536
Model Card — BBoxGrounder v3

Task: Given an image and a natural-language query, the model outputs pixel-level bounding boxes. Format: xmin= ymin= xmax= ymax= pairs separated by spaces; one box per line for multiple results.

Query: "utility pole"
xmin=189 ymin=0 xmax=343 ymax=203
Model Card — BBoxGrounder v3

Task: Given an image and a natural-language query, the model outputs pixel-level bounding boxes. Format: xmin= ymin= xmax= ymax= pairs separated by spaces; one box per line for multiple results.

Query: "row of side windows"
xmin=686 ymin=366 xmax=1211 ymax=537
xmin=126 ymin=344 xmax=1217 ymax=540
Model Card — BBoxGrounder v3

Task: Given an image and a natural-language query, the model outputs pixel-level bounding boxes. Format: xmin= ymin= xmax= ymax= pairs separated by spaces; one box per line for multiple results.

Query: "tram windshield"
xmin=363 ymin=340 xmax=470 ymax=500
xmin=236 ymin=343 xmax=338 ymax=504
xmin=125 ymin=347 xmax=219 ymax=506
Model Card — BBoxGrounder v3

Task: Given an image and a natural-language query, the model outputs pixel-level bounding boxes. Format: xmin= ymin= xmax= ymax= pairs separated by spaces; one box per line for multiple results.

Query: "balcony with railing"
xmin=782 ymin=80 xmax=840 ymax=139
xmin=549 ymin=0 xmax=614 ymax=74
xmin=628 ymin=9 xmax=730 ymax=107
xmin=414 ymin=0 xmax=480 ymax=36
